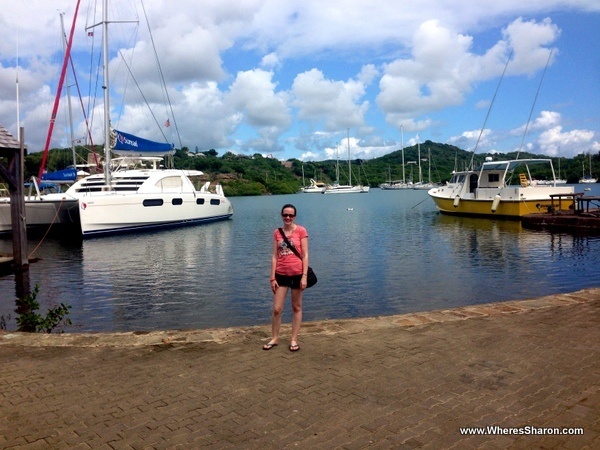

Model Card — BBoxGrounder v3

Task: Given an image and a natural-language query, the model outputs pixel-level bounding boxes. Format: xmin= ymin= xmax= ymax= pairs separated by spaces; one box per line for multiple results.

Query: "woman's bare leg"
xmin=269 ymin=286 xmax=288 ymax=344
xmin=290 ymin=289 xmax=303 ymax=346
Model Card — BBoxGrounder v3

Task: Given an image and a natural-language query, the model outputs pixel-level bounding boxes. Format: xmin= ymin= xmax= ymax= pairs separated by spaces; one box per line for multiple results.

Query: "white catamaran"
xmin=43 ymin=0 xmax=232 ymax=237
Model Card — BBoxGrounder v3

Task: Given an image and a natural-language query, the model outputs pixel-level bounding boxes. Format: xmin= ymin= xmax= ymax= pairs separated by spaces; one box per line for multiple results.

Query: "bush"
xmin=15 ymin=285 xmax=72 ymax=333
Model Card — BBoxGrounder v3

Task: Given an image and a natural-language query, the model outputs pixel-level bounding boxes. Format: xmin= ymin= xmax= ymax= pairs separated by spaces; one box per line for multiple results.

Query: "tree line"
xmin=20 ymin=141 xmax=598 ymax=196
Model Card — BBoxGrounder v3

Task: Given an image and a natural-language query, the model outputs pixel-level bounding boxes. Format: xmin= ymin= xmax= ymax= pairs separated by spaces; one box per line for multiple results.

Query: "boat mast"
xmin=347 ymin=128 xmax=351 ymax=186
xmin=401 ymin=125 xmax=405 ymax=184
xmin=335 ymin=145 xmax=340 ymax=184
xmin=428 ymin=147 xmax=431 ymax=184
xmin=101 ymin=0 xmax=111 ymax=186
xmin=60 ymin=13 xmax=77 ymax=168
xmin=417 ymin=136 xmax=422 ymax=184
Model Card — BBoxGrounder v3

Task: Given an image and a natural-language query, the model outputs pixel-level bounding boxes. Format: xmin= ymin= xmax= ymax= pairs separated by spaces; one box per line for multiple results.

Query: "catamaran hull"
xmin=78 ymin=194 xmax=233 ymax=237
xmin=0 ymin=198 xmax=80 ymax=233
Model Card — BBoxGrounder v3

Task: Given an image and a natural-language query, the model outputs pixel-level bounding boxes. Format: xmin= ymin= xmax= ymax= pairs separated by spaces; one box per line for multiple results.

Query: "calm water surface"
xmin=1 ymin=185 xmax=599 ymax=332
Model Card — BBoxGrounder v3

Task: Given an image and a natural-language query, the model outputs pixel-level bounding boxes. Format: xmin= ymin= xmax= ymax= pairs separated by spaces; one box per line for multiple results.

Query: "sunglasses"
xmin=281 ymin=213 xmax=296 ymax=218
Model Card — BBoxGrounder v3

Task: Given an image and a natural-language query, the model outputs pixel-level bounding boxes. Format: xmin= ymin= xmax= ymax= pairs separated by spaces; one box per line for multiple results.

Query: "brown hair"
xmin=281 ymin=204 xmax=297 ymax=215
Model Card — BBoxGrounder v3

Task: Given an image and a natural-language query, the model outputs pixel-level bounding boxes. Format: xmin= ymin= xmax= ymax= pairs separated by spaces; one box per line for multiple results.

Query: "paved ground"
xmin=0 ymin=288 xmax=598 ymax=449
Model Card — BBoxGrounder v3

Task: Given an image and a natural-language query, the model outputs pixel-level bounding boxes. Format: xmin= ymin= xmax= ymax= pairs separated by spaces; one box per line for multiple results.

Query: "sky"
xmin=0 ymin=0 xmax=599 ymax=163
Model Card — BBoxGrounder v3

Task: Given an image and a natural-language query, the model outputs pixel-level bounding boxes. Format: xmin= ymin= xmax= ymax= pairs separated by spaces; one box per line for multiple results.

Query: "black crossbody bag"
xmin=278 ymin=228 xmax=317 ymax=288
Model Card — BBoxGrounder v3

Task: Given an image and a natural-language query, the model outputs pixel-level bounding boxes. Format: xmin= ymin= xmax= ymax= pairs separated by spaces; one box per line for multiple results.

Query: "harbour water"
xmin=1 ymin=185 xmax=599 ymax=332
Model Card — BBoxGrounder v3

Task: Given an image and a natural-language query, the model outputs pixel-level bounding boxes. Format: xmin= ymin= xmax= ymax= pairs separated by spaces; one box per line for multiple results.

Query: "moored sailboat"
xmin=413 ymin=145 xmax=438 ymax=190
xmin=380 ymin=126 xmax=411 ymax=190
xmin=323 ymin=130 xmax=369 ymax=194
xmin=0 ymin=8 xmax=82 ymax=235
xmin=579 ymin=152 xmax=597 ymax=184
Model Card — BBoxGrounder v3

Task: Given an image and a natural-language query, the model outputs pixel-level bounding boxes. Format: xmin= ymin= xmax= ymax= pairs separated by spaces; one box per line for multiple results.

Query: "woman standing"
xmin=263 ymin=204 xmax=309 ymax=352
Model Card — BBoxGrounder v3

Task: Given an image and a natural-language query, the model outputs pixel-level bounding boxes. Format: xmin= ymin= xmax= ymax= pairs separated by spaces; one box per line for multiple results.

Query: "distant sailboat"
xmin=413 ymin=146 xmax=437 ymax=190
xmin=380 ymin=126 xmax=411 ymax=190
xmin=579 ymin=152 xmax=597 ymax=184
xmin=323 ymin=129 xmax=369 ymax=194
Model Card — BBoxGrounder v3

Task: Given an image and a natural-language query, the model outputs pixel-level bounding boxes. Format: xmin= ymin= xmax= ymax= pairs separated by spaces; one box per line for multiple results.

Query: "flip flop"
xmin=263 ymin=342 xmax=278 ymax=350
xmin=289 ymin=343 xmax=300 ymax=352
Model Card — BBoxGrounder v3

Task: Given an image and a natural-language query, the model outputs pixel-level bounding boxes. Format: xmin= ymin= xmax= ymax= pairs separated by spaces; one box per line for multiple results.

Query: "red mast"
xmin=37 ymin=0 xmax=81 ymax=179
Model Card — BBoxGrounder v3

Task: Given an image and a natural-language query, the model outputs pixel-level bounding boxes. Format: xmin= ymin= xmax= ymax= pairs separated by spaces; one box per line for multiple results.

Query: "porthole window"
xmin=143 ymin=199 xmax=164 ymax=207
xmin=172 ymin=198 xmax=183 ymax=205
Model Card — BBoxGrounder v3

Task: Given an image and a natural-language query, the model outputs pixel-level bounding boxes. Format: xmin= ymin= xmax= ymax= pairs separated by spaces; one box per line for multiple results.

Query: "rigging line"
xmin=115 ymin=24 xmax=140 ymax=130
xmin=67 ymin=53 xmax=95 ymax=149
xmin=140 ymin=0 xmax=183 ymax=149
xmin=469 ymin=49 xmax=514 ymax=170
xmin=86 ymin=23 xmax=100 ymax=146
xmin=84 ymin=0 xmax=95 ymax=126
xmin=28 ymin=197 xmax=65 ymax=259
xmin=515 ymin=49 xmax=553 ymax=161
xmin=118 ymin=50 xmax=170 ymax=143
xmin=86 ymin=31 xmax=103 ymax=168
xmin=411 ymin=196 xmax=430 ymax=209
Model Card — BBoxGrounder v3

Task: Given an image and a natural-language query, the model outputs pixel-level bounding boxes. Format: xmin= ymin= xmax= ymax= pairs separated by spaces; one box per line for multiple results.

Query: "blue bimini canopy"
xmin=41 ymin=167 xmax=77 ymax=183
xmin=111 ymin=129 xmax=175 ymax=156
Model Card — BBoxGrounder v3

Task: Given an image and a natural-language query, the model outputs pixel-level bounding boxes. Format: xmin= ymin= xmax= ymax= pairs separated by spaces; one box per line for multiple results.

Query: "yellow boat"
xmin=428 ymin=158 xmax=575 ymax=218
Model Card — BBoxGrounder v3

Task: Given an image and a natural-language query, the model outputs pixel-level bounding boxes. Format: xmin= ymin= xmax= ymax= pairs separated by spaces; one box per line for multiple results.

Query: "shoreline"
xmin=2 ymin=286 xmax=597 ymax=348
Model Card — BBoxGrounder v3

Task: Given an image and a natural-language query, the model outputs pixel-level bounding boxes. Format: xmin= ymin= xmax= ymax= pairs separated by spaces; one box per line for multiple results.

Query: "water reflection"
xmin=431 ymin=214 xmax=600 ymax=303
xmin=79 ymin=221 xmax=238 ymax=331
xmin=0 ymin=188 xmax=598 ymax=332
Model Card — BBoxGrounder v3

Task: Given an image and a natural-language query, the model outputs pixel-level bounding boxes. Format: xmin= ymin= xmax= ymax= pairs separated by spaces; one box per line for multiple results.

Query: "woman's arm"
xmin=270 ymin=236 xmax=278 ymax=280
xmin=301 ymin=236 xmax=309 ymax=281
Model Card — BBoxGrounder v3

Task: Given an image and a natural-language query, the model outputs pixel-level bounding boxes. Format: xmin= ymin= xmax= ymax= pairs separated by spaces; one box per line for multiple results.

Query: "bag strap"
xmin=278 ymin=228 xmax=303 ymax=260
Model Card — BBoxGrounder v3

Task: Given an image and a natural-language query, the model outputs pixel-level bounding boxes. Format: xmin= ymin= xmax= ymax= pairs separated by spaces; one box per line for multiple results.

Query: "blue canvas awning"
xmin=41 ymin=167 xmax=77 ymax=183
xmin=111 ymin=129 xmax=175 ymax=156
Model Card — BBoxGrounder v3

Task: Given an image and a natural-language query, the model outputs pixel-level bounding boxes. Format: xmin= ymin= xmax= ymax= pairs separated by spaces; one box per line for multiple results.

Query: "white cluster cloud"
xmin=292 ymin=68 xmax=371 ymax=132
xmin=0 ymin=0 xmax=598 ymax=161
xmin=533 ymin=112 xmax=599 ymax=156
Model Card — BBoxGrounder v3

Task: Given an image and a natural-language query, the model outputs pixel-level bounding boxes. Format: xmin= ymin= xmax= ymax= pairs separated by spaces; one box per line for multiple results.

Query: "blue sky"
xmin=0 ymin=0 xmax=598 ymax=162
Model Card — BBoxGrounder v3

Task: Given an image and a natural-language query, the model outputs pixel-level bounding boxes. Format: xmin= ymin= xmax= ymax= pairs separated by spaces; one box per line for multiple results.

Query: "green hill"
xmin=21 ymin=142 xmax=597 ymax=196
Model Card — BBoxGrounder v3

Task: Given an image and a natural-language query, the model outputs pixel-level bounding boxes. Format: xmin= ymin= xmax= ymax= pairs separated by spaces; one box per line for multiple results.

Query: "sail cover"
xmin=41 ymin=167 xmax=77 ymax=183
xmin=111 ymin=129 xmax=175 ymax=156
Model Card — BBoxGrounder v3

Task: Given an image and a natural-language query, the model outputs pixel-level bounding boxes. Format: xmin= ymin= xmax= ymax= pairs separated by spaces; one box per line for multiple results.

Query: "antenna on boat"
xmin=515 ymin=49 xmax=553 ymax=161
xmin=468 ymin=49 xmax=513 ymax=170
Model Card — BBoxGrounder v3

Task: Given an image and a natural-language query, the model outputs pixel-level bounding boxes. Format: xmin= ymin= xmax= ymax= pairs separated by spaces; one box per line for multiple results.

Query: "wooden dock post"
xmin=0 ymin=125 xmax=28 ymax=270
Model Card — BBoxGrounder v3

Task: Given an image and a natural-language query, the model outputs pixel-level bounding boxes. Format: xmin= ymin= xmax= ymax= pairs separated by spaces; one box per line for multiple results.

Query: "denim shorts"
xmin=275 ymin=273 xmax=303 ymax=289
